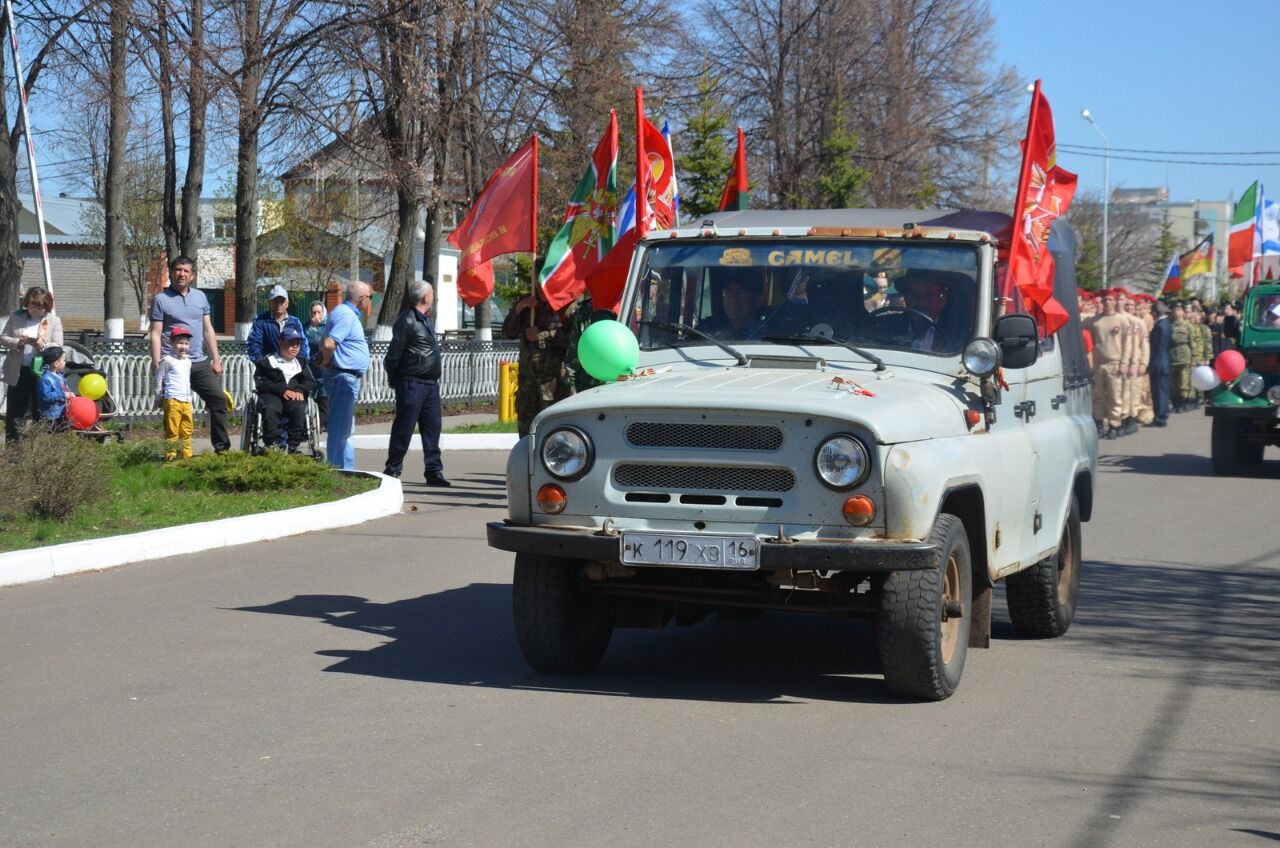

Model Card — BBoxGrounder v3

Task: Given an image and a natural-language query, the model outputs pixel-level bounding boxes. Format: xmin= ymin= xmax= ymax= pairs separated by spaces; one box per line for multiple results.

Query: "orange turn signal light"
xmin=537 ymin=484 xmax=567 ymax=514
xmin=965 ymin=409 xmax=982 ymax=429
xmin=842 ymin=495 xmax=876 ymax=526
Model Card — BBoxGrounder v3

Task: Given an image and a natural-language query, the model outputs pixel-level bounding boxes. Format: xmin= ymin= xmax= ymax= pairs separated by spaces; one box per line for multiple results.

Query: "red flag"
xmin=718 ymin=127 xmax=748 ymax=211
xmin=1007 ymin=80 xmax=1077 ymax=337
xmin=584 ymin=89 xmax=675 ymax=309
xmin=447 ymin=136 xmax=537 ymax=306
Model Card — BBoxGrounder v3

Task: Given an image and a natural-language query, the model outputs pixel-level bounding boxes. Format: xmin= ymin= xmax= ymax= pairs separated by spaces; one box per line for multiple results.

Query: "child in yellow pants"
xmin=155 ymin=325 xmax=195 ymax=459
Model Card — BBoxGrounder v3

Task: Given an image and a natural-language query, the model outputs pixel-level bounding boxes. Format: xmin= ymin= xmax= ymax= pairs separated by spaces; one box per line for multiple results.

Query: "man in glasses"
xmin=318 ymin=281 xmax=372 ymax=469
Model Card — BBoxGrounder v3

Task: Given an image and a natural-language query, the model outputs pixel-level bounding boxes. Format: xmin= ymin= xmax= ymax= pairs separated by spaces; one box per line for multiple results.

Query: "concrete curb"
xmin=350 ymin=433 xmax=518 ymax=451
xmin=0 ymin=471 xmax=403 ymax=588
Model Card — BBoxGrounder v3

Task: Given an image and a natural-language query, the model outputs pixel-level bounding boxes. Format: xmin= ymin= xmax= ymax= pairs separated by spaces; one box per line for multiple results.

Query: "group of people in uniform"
xmin=1079 ymin=288 xmax=1240 ymax=438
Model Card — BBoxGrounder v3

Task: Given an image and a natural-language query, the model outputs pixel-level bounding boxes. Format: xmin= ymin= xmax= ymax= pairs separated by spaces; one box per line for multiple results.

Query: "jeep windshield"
xmin=629 ymin=239 xmax=980 ymax=356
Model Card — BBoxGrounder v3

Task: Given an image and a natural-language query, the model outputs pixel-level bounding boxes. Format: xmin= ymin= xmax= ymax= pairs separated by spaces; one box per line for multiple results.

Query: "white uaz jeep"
xmin=488 ymin=208 xmax=1098 ymax=700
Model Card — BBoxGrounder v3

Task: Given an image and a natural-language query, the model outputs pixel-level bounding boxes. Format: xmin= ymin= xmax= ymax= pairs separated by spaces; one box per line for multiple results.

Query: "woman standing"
xmin=2 ymin=287 xmax=64 ymax=442
xmin=305 ymin=300 xmax=330 ymax=426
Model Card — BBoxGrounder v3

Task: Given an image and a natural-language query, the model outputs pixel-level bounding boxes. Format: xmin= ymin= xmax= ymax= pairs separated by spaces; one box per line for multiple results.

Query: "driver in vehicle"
xmin=891 ymin=270 xmax=968 ymax=353
xmin=700 ymin=272 xmax=765 ymax=339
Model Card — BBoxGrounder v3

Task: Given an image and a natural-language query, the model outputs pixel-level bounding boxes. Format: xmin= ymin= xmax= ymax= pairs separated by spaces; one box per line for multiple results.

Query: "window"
xmin=213 ymin=217 xmax=235 ymax=239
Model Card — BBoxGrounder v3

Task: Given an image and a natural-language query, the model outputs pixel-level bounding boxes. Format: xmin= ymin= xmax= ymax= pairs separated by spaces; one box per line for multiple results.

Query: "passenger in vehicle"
xmin=700 ymin=272 xmax=765 ymax=339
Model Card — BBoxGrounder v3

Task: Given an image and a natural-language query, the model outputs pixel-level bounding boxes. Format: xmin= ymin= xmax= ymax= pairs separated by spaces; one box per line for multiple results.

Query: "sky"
xmin=989 ymin=0 xmax=1280 ymax=207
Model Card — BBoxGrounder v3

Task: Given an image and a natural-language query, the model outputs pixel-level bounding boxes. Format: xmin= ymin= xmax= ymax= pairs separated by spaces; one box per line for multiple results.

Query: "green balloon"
xmin=578 ymin=319 xmax=639 ymax=382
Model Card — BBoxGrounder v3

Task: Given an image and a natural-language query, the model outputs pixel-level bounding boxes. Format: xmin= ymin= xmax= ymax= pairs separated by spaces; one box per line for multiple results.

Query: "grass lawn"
xmin=0 ymin=447 xmax=378 ymax=553
xmin=445 ymin=420 xmax=517 ymax=434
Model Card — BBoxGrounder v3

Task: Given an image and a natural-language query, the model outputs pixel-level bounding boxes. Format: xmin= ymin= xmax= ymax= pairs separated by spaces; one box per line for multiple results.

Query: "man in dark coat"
xmin=253 ymin=325 xmax=317 ymax=451
xmin=1147 ymin=301 xmax=1172 ymax=427
xmin=383 ymin=279 xmax=448 ymax=485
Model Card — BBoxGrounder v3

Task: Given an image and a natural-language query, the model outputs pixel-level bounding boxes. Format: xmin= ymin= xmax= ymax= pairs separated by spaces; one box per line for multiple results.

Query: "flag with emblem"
xmin=446 ymin=136 xmax=537 ymax=306
xmin=1228 ymin=181 xmax=1258 ymax=280
xmin=539 ymin=111 xmax=619 ymax=310
xmin=1006 ymin=80 xmax=1077 ymax=337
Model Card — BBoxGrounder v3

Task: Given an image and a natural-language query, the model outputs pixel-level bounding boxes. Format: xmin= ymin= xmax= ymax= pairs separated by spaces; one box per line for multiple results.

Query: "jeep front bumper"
xmin=487 ymin=521 xmax=938 ymax=572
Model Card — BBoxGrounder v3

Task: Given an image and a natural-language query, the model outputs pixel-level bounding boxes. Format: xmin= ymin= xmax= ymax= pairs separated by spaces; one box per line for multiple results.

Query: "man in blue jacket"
xmin=1147 ymin=301 xmax=1172 ymax=427
xmin=246 ymin=285 xmax=310 ymax=363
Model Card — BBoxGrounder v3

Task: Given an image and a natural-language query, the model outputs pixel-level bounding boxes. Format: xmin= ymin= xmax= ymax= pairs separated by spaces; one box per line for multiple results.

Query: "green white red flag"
xmin=446 ymin=136 xmax=538 ymax=306
xmin=1228 ymin=181 xmax=1258 ymax=280
xmin=718 ymin=127 xmax=748 ymax=211
xmin=540 ymin=111 xmax=620 ymax=310
xmin=1006 ymin=80 xmax=1077 ymax=337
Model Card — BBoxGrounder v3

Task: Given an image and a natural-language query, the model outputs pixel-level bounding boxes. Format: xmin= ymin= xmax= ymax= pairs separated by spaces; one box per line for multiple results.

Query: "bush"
xmin=180 ymin=450 xmax=340 ymax=493
xmin=0 ymin=429 xmax=110 ymax=520
xmin=107 ymin=439 xmax=169 ymax=468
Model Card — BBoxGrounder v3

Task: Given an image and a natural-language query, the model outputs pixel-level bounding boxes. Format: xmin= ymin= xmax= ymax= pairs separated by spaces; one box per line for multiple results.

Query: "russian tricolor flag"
xmin=1161 ymin=252 xmax=1181 ymax=294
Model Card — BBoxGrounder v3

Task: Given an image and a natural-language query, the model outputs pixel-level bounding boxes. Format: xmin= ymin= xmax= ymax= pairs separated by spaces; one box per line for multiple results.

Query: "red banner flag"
xmin=1007 ymin=81 xmax=1077 ymax=337
xmin=446 ymin=136 xmax=538 ymax=306
xmin=719 ymin=127 xmax=748 ymax=211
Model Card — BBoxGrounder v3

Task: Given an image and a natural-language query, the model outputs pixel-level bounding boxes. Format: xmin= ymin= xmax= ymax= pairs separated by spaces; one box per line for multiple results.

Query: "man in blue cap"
xmin=253 ymin=324 xmax=316 ymax=452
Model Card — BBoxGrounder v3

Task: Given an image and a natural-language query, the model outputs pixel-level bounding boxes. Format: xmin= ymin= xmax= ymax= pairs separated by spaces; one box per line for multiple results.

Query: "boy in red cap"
xmin=155 ymin=325 xmax=195 ymax=458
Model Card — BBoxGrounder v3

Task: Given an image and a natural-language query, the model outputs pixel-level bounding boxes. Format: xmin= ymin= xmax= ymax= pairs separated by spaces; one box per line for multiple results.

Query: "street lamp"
xmin=1080 ymin=108 xmax=1109 ymax=287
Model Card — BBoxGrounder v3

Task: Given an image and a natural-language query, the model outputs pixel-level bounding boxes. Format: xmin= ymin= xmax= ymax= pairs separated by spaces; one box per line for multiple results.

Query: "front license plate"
xmin=620 ymin=532 xmax=760 ymax=570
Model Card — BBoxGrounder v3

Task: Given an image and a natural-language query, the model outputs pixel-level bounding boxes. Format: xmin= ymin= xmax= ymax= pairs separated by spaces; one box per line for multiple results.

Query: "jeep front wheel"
xmin=1006 ymin=496 xmax=1082 ymax=638
xmin=512 ymin=553 xmax=614 ymax=673
xmin=877 ymin=513 xmax=972 ymax=701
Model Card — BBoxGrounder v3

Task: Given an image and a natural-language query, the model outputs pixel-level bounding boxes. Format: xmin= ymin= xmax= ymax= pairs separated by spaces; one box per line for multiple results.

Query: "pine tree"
xmin=677 ymin=72 xmax=732 ymax=219
xmin=812 ymin=97 xmax=870 ymax=209
xmin=1151 ymin=208 xmax=1179 ymax=289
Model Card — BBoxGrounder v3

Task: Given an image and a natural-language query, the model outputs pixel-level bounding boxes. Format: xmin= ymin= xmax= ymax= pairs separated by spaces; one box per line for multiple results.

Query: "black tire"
xmin=1211 ymin=417 xmax=1245 ymax=476
xmin=1006 ymin=496 xmax=1082 ymax=638
xmin=877 ymin=513 xmax=972 ymax=701
xmin=512 ymin=553 xmax=614 ymax=673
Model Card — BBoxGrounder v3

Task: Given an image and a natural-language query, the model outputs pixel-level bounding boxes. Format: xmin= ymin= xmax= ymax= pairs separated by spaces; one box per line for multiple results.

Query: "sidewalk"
xmin=190 ymin=410 xmax=506 ymax=455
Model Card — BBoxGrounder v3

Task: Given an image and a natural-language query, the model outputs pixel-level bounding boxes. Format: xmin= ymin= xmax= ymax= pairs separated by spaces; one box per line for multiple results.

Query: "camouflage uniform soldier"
xmin=1169 ymin=303 xmax=1194 ymax=412
xmin=502 ymin=287 xmax=572 ymax=438
xmin=1193 ymin=307 xmax=1213 ymax=408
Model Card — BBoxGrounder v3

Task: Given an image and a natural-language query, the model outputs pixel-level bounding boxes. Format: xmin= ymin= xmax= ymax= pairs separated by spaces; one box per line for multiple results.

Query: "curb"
xmin=350 ymin=433 xmax=518 ymax=451
xmin=0 ymin=471 xmax=404 ymax=588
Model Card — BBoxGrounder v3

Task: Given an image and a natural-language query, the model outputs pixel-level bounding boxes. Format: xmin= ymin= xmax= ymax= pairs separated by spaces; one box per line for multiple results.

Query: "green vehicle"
xmin=1208 ymin=282 xmax=1280 ymax=475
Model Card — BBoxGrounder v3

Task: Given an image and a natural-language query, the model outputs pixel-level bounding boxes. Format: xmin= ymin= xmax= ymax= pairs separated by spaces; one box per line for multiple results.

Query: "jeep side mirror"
xmin=993 ymin=313 xmax=1039 ymax=369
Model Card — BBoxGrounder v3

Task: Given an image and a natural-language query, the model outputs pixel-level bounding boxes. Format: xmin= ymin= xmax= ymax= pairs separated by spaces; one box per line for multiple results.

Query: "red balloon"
xmin=1213 ymin=349 xmax=1246 ymax=383
xmin=67 ymin=396 xmax=99 ymax=430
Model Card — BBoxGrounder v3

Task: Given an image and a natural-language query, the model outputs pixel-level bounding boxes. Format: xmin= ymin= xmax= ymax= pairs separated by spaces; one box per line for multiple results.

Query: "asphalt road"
xmin=1 ymin=411 xmax=1277 ymax=848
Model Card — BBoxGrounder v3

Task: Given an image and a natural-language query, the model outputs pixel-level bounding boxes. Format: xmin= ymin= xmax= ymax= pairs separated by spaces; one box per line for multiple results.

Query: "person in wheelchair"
xmin=253 ymin=325 xmax=316 ymax=453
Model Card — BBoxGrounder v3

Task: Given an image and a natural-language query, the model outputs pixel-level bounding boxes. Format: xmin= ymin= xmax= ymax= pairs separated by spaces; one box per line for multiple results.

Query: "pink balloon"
xmin=1213 ymin=350 xmax=1246 ymax=383
xmin=67 ymin=396 xmax=99 ymax=430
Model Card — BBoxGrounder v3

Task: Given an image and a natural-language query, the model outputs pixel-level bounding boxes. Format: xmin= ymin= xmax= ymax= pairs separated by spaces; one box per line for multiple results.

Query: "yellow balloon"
xmin=79 ymin=372 xmax=108 ymax=401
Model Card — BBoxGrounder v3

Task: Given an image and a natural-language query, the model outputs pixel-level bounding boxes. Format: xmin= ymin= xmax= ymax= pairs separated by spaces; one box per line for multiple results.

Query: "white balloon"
xmin=1190 ymin=365 xmax=1220 ymax=392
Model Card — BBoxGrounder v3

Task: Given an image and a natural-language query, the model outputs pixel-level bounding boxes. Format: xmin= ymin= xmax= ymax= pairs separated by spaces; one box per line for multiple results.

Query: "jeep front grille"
xmin=625 ymin=422 xmax=783 ymax=451
xmin=613 ymin=463 xmax=795 ymax=492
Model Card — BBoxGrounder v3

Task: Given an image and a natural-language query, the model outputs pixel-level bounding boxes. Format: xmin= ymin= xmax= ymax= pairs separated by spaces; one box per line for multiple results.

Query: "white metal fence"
xmin=1 ymin=340 xmax=518 ymax=422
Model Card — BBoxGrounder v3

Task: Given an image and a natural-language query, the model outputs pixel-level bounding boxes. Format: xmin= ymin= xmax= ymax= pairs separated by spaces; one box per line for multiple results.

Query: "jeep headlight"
xmin=962 ymin=338 xmax=1001 ymax=378
xmin=541 ymin=427 xmax=593 ymax=480
xmin=1238 ymin=372 xmax=1265 ymax=398
xmin=815 ymin=435 xmax=870 ymax=489
xmin=1267 ymin=385 xmax=1280 ymax=406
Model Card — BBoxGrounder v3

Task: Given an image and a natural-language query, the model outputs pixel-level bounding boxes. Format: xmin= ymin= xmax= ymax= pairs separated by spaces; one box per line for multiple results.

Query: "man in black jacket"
xmin=253 ymin=325 xmax=317 ymax=451
xmin=383 ymin=279 xmax=449 ymax=485
xmin=1147 ymin=301 xmax=1172 ymax=427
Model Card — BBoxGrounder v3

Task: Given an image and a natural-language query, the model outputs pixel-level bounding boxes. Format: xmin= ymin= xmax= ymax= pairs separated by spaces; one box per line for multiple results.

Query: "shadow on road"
xmin=234 ymin=587 xmax=910 ymax=704
xmin=1099 ymin=451 xmax=1280 ymax=478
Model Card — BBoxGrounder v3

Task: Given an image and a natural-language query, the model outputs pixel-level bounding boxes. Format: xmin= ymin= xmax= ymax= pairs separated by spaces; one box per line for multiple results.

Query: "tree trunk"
xmin=156 ymin=1 xmax=179 ymax=266
xmin=102 ymin=0 xmax=129 ymax=340
xmin=376 ymin=184 xmax=418 ymax=336
xmin=233 ymin=0 xmax=262 ymax=341
xmin=179 ymin=0 xmax=205 ymax=261
xmin=0 ymin=18 xmax=21 ymax=315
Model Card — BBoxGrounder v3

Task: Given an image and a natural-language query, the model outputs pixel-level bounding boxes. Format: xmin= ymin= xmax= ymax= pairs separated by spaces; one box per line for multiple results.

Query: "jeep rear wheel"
xmin=877 ymin=513 xmax=972 ymax=701
xmin=512 ymin=553 xmax=614 ymax=673
xmin=1006 ymin=496 xmax=1082 ymax=638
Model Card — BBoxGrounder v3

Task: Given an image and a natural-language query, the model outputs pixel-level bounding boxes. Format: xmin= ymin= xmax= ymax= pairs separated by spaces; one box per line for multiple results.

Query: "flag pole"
xmin=635 ymin=87 xmax=647 ymax=239
xmin=4 ymin=0 xmax=54 ymax=298
xmin=530 ymin=134 xmax=539 ymax=297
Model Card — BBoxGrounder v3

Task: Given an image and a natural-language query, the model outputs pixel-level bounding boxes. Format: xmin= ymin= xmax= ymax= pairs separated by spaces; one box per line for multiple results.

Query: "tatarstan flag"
xmin=446 ymin=136 xmax=538 ymax=306
xmin=719 ymin=126 xmax=748 ymax=211
xmin=1228 ymin=181 xmax=1258 ymax=279
xmin=539 ymin=111 xmax=619 ymax=310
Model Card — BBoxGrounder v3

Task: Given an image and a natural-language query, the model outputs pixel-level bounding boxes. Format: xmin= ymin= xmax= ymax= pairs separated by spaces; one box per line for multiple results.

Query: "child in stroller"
xmin=61 ymin=341 xmax=124 ymax=443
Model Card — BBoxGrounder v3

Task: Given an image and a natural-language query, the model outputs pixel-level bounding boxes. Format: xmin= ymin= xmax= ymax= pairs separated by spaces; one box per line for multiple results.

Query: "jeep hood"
xmin=541 ymin=366 xmax=975 ymax=444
